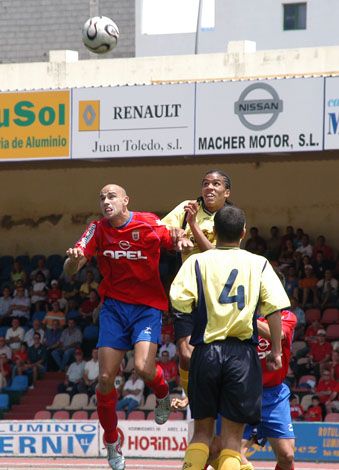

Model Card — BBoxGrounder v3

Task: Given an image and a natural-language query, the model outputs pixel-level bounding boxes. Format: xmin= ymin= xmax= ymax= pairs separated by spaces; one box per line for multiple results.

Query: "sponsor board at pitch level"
xmin=196 ymin=79 xmax=323 ymax=154
xmin=0 ymin=91 xmax=70 ymax=160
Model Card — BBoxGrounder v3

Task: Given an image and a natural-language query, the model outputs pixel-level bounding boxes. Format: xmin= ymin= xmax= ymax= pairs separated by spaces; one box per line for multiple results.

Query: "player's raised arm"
xmin=64 ymin=247 xmax=87 ymax=277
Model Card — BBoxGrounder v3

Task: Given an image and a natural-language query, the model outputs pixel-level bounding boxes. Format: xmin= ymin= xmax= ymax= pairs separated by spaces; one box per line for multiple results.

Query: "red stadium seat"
xmin=147 ymin=411 xmax=155 ymax=420
xmin=90 ymin=411 xmax=98 ymax=420
xmin=326 ymin=324 xmax=339 ymax=341
xmin=127 ymin=411 xmax=145 ymax=420
xmin=305 ymin=308 xmax=321 ymax=324
xmin=34 ymin=410 xmax=51 ymax=420
xmin=168 ymin=411 xmax=184 ymax=420
xmin=53 ymin=410 xmax=70 ymax=420
xmin=72 ymin=410 xmax=88 ymax=420
xmin=322 ymin=308 xmax=339 ymax=325
xmin=117 ymin=411 xmax=126 ymax=420
xmin=325 ymin=413 xmax=339 ymax=422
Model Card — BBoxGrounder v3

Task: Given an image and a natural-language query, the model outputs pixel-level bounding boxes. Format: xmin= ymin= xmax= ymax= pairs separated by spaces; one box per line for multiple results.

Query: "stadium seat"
xmin=0 ymin=394 xmax=10 ymax=411
xmin=15 ymin=255 xmax=30 ymax=270
xmin=31 ymin=310 xmax=46 ymax=323
xmin=325 ymin=413 xmax=339 ymax=422
xmin=322 ymin=308 xmax=339 ymax=325
xmin=83 ymin=324 xmax=99 ymax=341
xmin=65 ymin=393 xmax=89 ymax=410
xmin=128 ymin=410 xmax=145 ymax=420
xmin=72 ymin=410 xmax=89 ymax=419
xmin=46 ymin=254 xmax=64 ymax=279
xmin=0 ymin=256 xmax=14 ymax=269
xmin=139 ymin=393 xmax=156 ymax=411
xmin=305 ymin=308 xmax=321 ymax=324
xmin=46 ymin=393 xmax=71 ymax=410
xmin=291 ymin=341 xmax=306 ymax=356
xmin=3 ymin=375 xmax=28 ymax=392
xmin=146 ymin=411 xmax=155 ymax=420
xmin=30 ymin=254 xmax=45 ymax=270
xmin=117 ymin=411 xmax=126 ymax=420
xmin=34 ymin=410 xmax=52 ymax=419
xmin=90 ymin=410 xmax=98 ymax=420
xmin=326 ymin=324 xmax=339 ymax=341
xmin=53 ymin=410 xmax=70 ymax=420
xmin=168 ymin=411 xmax=184 ymax=420
xmin=83 ymin=394 xmax=97 ymax=410
xmin=0 ymin=326 xmax=9 ymax=337
xmin=300 ymin=394 xmax=313 ymax=411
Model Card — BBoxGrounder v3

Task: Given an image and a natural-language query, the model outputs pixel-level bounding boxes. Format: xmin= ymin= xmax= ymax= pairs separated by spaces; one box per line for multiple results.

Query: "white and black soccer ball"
xmin=82 ymin=16 xmax=119 ymax=54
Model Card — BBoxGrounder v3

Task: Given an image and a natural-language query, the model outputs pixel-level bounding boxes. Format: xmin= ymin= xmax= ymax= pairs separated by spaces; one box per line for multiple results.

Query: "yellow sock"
xmin=179 ymin=367 xmax=189 ymax=395
xmin=218 ymin=449 xmax=241 ymax=470
xmin=240 ymin=464 xmax=254 ymax=470
xmin=209 ymin=456 xmax=220 ymax=469
xmin=182 ymin=442 xmax=209 ymax=470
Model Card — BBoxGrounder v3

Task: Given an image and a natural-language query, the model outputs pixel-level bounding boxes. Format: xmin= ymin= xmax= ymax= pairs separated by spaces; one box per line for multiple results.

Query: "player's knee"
xmin=98 ymin=372 xmax=114 ymax=389
xmin=134 ymin=362 xmax=153 ymax=380
xmin=277 ymin=448 xmax=294 ymax=467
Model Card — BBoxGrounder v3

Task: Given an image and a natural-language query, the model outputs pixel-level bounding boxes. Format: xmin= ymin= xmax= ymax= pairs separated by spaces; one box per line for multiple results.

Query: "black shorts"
xmin=188 ymin=337 xmax=262 ymax=425
xmin=173 ymin=313 xmax=193 ymax=342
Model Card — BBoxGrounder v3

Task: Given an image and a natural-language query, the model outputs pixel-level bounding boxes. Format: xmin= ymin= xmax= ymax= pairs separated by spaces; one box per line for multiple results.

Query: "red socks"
xmin=145 ymin=364 xmax=169 ymax=399
xmin=96 ymin=388 xmax=118 ymax=444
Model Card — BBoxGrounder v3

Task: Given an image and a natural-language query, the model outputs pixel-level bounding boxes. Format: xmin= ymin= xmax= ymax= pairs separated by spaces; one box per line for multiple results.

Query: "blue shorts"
xmin=97 ymin=298 xmax=162 ymax=350
xmin=243 ymin=382 xmax=295 ymax=440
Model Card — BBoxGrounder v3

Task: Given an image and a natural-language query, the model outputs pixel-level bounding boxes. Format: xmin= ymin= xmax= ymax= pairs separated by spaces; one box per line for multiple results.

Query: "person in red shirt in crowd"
xmin=158 ymin=350 xmax=178 ymax=393
xmin=304 ymin=396 xmax=323 ymax=422
xmin=313 ymin=235 xmax=334 ymax=261
xmin=47 ymin=280 xmax=63 ymax=306
xmin=161 ymin=310 xmax=175 ymax=342
xmin=64 ymin=183 xmax=192 ymax=470
xmin=315 ymin=370 xmax=338 ymax=413
xmin=304 ymin=320 xmax=324 ymax=346
xmin=310 ymin=329 xmax=333 ymax=367
xmin=289 ymin=395 xmax=304 ymax=421
xmin=0 ymin=353 xmax=11 ymax=389
xmin=78 ymin=289 xmax=100 ymax=328
xmin=324 ymin=349 xmax=339 ymax=380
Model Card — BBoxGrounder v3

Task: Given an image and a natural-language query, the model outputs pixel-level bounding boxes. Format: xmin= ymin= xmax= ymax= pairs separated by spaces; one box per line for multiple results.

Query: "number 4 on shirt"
xmin=218 ymin=269 xmax=245 ymax=310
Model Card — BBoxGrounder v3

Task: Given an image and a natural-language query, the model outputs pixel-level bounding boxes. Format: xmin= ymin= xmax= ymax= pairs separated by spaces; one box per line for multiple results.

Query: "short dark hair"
xmin=214 ymin=206 xmax=245 ymax=243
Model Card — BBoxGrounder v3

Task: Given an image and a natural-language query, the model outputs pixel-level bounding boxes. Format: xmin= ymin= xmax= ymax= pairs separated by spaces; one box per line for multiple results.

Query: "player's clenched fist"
xmin=66 ymin=247 xmax=84 ymax=259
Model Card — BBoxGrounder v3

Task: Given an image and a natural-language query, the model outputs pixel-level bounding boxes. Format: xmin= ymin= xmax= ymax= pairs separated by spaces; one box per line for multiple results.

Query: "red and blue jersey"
xmin=257 ymin=310 xmax=297 ymax=388
xmin=75 ymin=211 xmax=174 ymax=311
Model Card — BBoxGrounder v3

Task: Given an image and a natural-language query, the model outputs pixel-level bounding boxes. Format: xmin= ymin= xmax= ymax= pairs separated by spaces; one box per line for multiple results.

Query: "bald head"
xmin=100 ymin=184 xmax=127 ymax=198
xmin=99 ymin=184 xmax=130 ymax=225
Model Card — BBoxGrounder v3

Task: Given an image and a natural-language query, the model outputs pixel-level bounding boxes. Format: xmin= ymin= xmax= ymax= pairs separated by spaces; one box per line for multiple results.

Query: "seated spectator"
xmin=266 ymin=225 xmax=282 ymax=261
xmin=158 ymin=350 xmax=178 ymax=393
xmin=77 ymin=348 xmax=99 ymax=396
xmin=30 ymin=271 xmax=48 ymax=312
xmin=0 ymin=287 xmax=12 ymax=325
xmin=244 ymin=226 xmax=267 ymax=255
xmin=158 ymin=333 xmax=176 ymax=360
xmin=116 ymin=369 xmax=145 ymax=415
xmin=294 ymin=228 xmax=304 ymax=249
xmin=42 ymin=301 xmax=66 ymax=329
xmin=325 ymin=349 xmax=339 ymax=381
xmin=66 ymin=298 xmax=80 ymax=321
xmin=284 ymin=267 xmax=299 ymax=298
xmin=51 ymin=318 xmax=82 ymax=371
xmin=23 ymin=319 xmax=45 ymax=348
xmin=313 ymin=251 xmax=332 ymax=280
xmin=114 ymin=365 xmax=126 ymax=400
xmin=47 ymin=280 xmax=64 ymax=309
xmin=281 ymin=225 xmax=296 ymax=247
xmin=304 ymin=395 xmax=323 ymax=422
xmin=18 ymin=333 xmax=47 ymax=387
xmin=0 ymin=353 xmax=11 ymax=390
xmin=12 ymin=279 xmax=29 ymax=298
xmin=77 ymin=260 xmax=100 ymax=284
xmin=290 ymin=296 xmax=306 ymax=340
xmin=10 ymin=260 xmax=27 ymax=287
xmin=310 ymin=329 xmax=333 ymax=370
xmin=316 ymin=370 xmax=338 ymax=414
xmin=12 ymin=343 xmax=29 ymax=376
xmin=61 ymin=274 xmax=81 ymax=303
xmin=79 ymin=271 xmax=99 ymax=299
xmin=8 ymin=285 xmax=31 ymax=324
xmin=30 ymin=257 xmax=50 ymax=282
xmin=296 ymin=234 xmax=313 ymax=258
xmin=298 ymin=265 xmax=319 ymax=308
xmin=5 ymin=318 xmax=24 ymax=351
xmin=317 ymin=269 xmax=338 ymax=309
xmin=57 ymin=349 xmax=86 ymax=396
xmin=161 ymin=310 xmax=175 ymax=342
xmin=278 ymin=239 xmax=295 ymax=271
xmin=290 ymin=394 xmax=304 ymax=421
xmin=298 ymin=255 xmax=313 ymax=279
xmin=43 ymin=319 xmax=62 ymax=370
xmin=314 ymin=235 xmax=334 ymax=262
xmin=0 ymin=336 xmax=12 ymax=360
xmin=304 ymin=319 xmax=324 ymax=346
xmin=78 ymin=290 xmax=100 ymax=328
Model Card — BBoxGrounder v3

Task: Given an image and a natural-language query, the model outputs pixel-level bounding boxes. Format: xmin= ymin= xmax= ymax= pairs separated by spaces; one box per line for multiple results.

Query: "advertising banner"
xmin=71 ymin=84 xmax=195 ymax=159
xmin=0 ymin=91 xmax=70 ymax=160
xmin=324 ymin=76 xmax=339 ymax=149
xmin=195 ymin=78 xmax=324 ymax=155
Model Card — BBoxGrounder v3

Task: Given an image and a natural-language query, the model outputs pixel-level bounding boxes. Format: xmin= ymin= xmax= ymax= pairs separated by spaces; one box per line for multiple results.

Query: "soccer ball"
xmin=82 ymin=16 xmax=119 ymax=54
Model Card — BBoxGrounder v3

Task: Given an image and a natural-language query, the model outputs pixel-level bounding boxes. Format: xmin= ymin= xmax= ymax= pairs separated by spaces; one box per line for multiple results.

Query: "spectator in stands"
xmin=30 ymin=271 xmax=48 ymax=312
xmin=42 ymin=300 xmax=66 ymax=329
xmin=289 ymin=296 xmax=306 ymax=340
xmin=304 ymin=319 xmax=324 ymax=346
xmin=77 ymin=260 xmax=100 ymax=284
xmin=304 ymin=395 xmax=323 ymax=422
xmin=78 ymin=348 xmax=99 ymax=396
xmin=294 ymin=227 xmax=305 ymax=249
xmin=161 ymin=310 xmax=175 ymax=342
xmin=289 ymin=394 xmax=304 ymax=421
xmin=78 ymin=290 xmax=100 ymax=328
xmin=278 ymin=239 xmax=295 ymax=271
xmin=43 ymin=319 xmax=62 ymax=370
xmin=114 ymin=366 xmax=126 ymax=400
xmin=310 ymin=329 xmax=333 ymax=370
xmin=157 ymin=350 xmax=178 ymax=393
xmin=284 ymin=267 xmax=299 ymax=298
xmin=281 ymin=225 xmax=296 ymax=246
xmin=51 ymin=318 xmax=82 ymax=371
xmin=61 ymin=273 xmax=81 ymax=303
xmin=23 ymin=332 xmax=47 ymax=387
xmin=47 ymin=280 xmax=63 ymax=308
xmin=314 ymin=235 xmax=334 ymax=261
xmin=313 ymin=251 xmax=331 ymax=280
xmin=57 ymin=348 xmax=86 ymax=395
xmin=315 ymin=370 xmax=338 ymax=414
xmin=24 ymin=319 xmax=45 ymax=348
xmin=266 ymin=225 xmax=282 ymax=261
xmin=299 ymin=265 xmax=319 ymax=308
xmin=296 ymin=234 xmax=313 ymax=258
xmin=0 ymin=286 xmax=12 ymax=325
xmin=244 ymin=226 xmax=267 ymax=255
xmin=0 ymin=353 xmax=11 ymax=390
xmin=5 ymin=317 xmax=24 ymax=351
xmin=326 ymin=349 xmax=339 ymax=381
xmin=158 ymin=333 xmax=176 ymax=360
xmin=13 ymin=279 xmax=29 ymax=298
xmin=79 ymin=270 xmax=99 ymax=299
xmin=12 ymin=342 xmax=29 ymax=377
xmin=30 ymin=257 xmax=50 ymax=282
xmin=10 ymin=260 xmax=27 ymax=287
xmin=116 ymin=369 xmax=145 ymax=415
xmin=317 ymin=269 xmax=338 ymax=309
xmin=8 ymin=285 xmax=31 ymax=324
xmin=0 ymin=336 xmax=12 ymax=360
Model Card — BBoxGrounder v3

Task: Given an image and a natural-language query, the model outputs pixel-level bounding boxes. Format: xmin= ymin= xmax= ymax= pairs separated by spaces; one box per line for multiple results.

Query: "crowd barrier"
xmin=0 ymin=420 xmax=337 ymax=461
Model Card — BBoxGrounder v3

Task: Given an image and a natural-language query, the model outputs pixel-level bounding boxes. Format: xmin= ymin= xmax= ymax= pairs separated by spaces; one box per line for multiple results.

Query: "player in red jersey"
xmin=64 ymin=184 xmax=192 ymax=470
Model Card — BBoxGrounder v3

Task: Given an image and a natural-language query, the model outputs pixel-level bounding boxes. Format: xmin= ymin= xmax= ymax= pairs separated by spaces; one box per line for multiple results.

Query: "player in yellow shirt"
xmin=162 ymin=169 xmax=231 ymax=397
xmin=170 ymin=205 xmax=290 ymax=470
